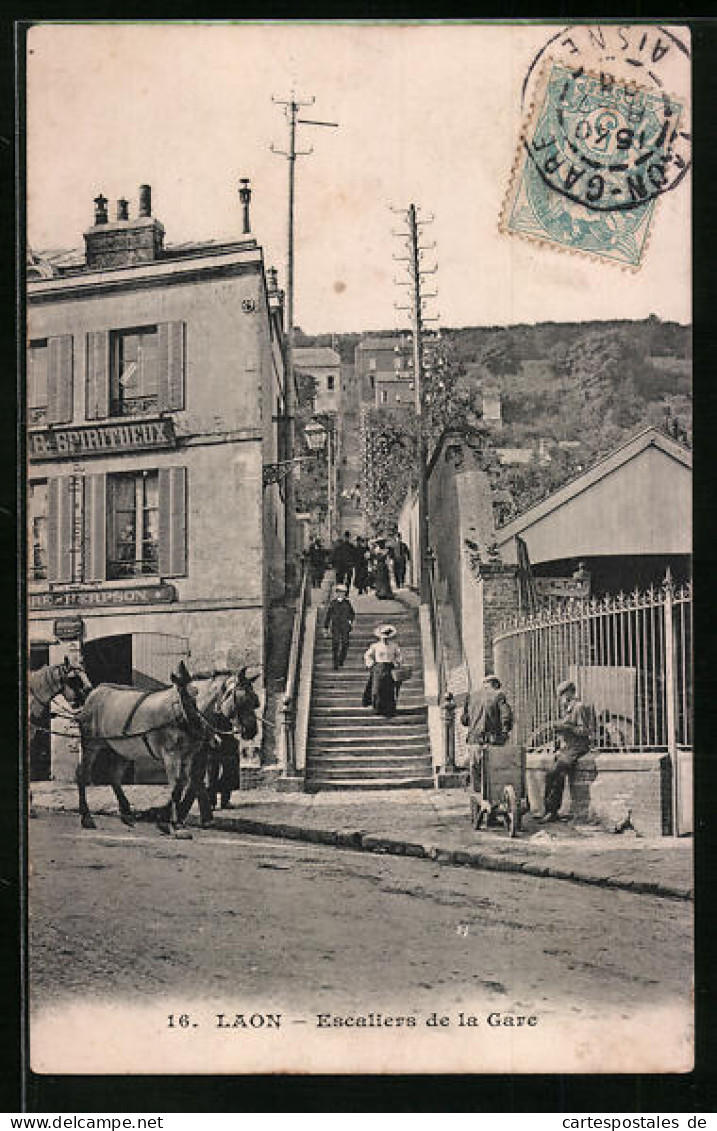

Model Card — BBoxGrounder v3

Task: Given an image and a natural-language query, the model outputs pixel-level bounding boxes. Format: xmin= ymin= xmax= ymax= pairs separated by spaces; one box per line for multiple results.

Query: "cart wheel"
xmin=503 ymin=785 xmax=520 ymax=838
xmin=470 ymin=795 xmax=485 ymax=831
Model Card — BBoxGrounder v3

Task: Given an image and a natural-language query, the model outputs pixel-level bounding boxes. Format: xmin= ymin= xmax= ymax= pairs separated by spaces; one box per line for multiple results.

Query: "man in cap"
xmin=540 ymin=678 xmax=592 ymax=822
xmin=324 ymin=583 xmax=355 ymax=670
xmin=461 ymin=674 xmax=513 ymax=746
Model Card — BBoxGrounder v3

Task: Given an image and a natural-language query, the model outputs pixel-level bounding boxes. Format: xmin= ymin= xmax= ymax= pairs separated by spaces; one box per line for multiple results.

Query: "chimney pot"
xmin=93 ymin=194 xmax=108 ymax=225
xmin=116 ymin=198 xmax=129 ymax=222
xmin=138 ymin=184 xmax=152 ymax=218
xmin=238 ymin=178 xmax=252 ymax=235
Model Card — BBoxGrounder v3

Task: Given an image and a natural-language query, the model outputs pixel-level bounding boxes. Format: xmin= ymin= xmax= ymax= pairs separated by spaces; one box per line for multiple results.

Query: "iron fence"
xmin=493 ymin=578 xmax=692 ymax=754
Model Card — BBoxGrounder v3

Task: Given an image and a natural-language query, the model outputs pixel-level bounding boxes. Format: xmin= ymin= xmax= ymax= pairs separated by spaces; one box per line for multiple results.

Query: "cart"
xmin=468 ymin=740 xmax=529 ymax=838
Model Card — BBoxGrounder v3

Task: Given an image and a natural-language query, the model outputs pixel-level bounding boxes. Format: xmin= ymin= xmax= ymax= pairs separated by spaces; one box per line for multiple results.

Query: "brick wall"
xmin=478 ymin=565 xmax=520 ymax=677
xmin=526 ymin=750 xmax=672 ymax=836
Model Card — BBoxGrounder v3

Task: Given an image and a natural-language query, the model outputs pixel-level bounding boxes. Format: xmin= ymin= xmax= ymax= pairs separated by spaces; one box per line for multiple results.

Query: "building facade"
xmin=293 ymin=345 xmax=341 ymax=416
xmin=27 ymin=187 xmax=288 ymax=780
xmin=354 ymin=335 xmax=415 ymax=410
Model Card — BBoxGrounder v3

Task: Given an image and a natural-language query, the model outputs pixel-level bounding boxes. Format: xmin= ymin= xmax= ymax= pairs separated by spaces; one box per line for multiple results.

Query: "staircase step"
xmin=306 ymin=776 xmax=434 ymax=792
xmin=311 ymin=705 xmax=428 ymax=716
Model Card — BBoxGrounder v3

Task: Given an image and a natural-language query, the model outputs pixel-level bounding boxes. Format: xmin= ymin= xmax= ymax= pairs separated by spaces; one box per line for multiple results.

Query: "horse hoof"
xmin=81 ymin=816 xmax=97 ymax=830
xmin=121 ymin=813 xmax=135 ymax=827
xmin=157 ymin=820 xmax=172 ymax=836
xmin=174 ymin=828 xmax=193 ymax=840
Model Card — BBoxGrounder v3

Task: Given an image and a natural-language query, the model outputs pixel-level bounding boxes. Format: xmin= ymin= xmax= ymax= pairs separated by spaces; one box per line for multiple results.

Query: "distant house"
xmin=354 ymin=335 xmax=414 ymax=409
xmin=494 ymin=426 xmax=691 ymax=595
xmin=293 ymin=346 xmax=341 ymax=416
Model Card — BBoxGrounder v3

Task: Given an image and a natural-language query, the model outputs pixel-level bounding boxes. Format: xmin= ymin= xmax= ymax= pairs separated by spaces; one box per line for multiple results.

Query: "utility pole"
xmin=393 ymin=203 xmax=438 ymax=601
xmin=271 ymin=95 xmax=338 ymax=592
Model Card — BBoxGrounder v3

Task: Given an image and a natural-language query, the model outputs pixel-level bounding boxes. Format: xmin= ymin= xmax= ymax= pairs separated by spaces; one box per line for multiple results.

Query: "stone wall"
xmin=526 ymin=750 xmax=672 ymax=837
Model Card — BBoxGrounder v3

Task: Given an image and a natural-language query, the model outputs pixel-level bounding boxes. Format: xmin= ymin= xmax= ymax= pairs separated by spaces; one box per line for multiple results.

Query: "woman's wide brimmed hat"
xmin=375 ymin=624 xmax=397 ymax=639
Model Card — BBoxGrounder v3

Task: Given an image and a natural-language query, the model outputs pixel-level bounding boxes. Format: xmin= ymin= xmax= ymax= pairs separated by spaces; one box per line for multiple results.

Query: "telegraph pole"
xmin=393 ymin=203 xmax=438 ymax=601
xmin=272 ymin=95 xmax=338 ymax=592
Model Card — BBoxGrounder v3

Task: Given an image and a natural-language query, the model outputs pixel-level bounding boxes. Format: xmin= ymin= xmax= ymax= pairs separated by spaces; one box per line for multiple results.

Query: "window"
xmin=107 ymin=471 xmax=159 ymax=579
xmin=28 ymin=341 xmax=49 ymax=425
xmin=29 ymin=480 xmax=48 ymax=580
xmin=408 ymin=381 xmax=415 ymax=391
xmin=110 ymin=326 xmax=159 ymax=416
xmin=395 ymin=394 xmax=402 ymax=404
xmin=327 ymin=375 xmax=335 ymax=391
xmin=369 ymin=359 xmax=377 ymax=371
xmin=380 ymin=390 xmax=388 ymax=405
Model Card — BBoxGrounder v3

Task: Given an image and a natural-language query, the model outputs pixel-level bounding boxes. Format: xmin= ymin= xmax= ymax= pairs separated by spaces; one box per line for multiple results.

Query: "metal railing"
xmin=280 ymin=559 xmax=312 ymax=778
xmin=492 ymin=577 xmax=692 ymax=755
xmin=426 ymin=548 xmax=457 ymax=772
xmin=110 ymin=395 xmax=160 ymax=417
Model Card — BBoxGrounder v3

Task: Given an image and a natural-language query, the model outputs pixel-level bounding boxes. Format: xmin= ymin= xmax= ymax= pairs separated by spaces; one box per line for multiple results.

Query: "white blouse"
xmin=364 ymin=640 xmax=402 ymax=668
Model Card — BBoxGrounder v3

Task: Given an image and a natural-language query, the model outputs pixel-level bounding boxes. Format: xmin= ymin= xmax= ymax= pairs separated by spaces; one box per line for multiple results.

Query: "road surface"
xmin=29 ymin=810 xmax=691 ymax=1021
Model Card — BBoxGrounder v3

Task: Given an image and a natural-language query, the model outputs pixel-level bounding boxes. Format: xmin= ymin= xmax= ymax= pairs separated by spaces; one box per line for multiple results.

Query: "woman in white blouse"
xmin=363 ymin=624 xmax=402 ymax=717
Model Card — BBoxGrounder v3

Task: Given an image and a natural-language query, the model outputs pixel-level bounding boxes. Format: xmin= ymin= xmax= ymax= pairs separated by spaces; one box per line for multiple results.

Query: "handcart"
xmin=468 ymin=740 xmax=530 ymax=838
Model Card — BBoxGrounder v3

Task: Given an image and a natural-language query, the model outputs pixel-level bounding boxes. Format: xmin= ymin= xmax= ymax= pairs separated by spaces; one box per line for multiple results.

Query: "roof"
xmin=495 ymin=426 xmax=692 ymax=545
xmin=30 ymin=236 xmax=259 ymax=277
xmin=293 ymin=347 xmax=341 ymax=367
xmin=357 ymin=336 xmax=411 ymax=352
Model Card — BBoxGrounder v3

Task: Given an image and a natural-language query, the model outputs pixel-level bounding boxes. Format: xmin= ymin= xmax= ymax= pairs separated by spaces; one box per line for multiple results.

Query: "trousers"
xmin=543 ymin=752 xmax=581 ymax=816
xmin=332 ymin=630 xmax=350 ymax=668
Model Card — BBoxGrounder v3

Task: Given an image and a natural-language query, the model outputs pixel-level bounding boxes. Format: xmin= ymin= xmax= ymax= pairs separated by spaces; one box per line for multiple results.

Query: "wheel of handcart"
xmin=470 ymin=795 xmax=486 ymax=830
xmin=503 ymin=784 xmax=520 ymax=838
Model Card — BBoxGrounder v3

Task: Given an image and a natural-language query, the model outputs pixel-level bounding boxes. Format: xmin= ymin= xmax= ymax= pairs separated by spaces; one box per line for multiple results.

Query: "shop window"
xmin=28 ymin=341 xmax=49 ymax=425
xmin=29 ymin=480 xmax=48 ymax=580
xmin=110 ymin=326 xmax=160 ymax=416
xmin=107 ymin=471 xmax=159 ymax=579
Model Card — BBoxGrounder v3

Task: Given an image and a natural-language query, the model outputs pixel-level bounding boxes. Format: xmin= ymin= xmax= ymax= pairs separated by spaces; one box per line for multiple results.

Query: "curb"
xmin=200 ymin=813 xmax=693 ymax=902
xmin=36 ymin=802 xmax=692 ymax=902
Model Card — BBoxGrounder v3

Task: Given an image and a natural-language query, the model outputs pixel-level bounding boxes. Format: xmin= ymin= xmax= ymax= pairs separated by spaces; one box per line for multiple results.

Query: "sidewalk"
xmin=32 ymin=782 xmax=693 ymax=901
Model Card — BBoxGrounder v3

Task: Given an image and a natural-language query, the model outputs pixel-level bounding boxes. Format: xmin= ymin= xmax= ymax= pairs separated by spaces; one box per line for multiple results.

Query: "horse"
xmin=175 ymin=666 xmax=261 ymax=825
xmin=75 ymin=660 xmax=254 ymax=837
xmin=28 ymin=657 xmax=93 ymax=741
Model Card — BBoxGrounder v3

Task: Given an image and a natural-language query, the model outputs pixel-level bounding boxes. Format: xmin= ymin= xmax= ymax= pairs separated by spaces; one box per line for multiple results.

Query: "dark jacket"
xmin=324 ymin=598 xmax=355 ymax=636
xmin=461 ymin=685 xmax=513 ymax=744
xmin=332 ymin=539 xmax=354 ymax=572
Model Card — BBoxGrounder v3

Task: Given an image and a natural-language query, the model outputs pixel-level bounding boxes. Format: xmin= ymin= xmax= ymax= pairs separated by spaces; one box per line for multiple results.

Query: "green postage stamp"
xmin=501 ymin=61 xmax=688 ymax=269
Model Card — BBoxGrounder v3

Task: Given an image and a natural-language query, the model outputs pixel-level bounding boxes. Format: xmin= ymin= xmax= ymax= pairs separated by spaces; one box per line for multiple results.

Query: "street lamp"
xmin=303 ymin=419 xmax=327 ymax=452
xmin=304 ymin=416 xmax=336 ymax=544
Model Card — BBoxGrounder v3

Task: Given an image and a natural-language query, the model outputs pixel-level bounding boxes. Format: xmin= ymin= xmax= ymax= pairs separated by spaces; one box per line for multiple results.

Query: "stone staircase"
xmin=306 ymin=603 xmax=433 ymax=791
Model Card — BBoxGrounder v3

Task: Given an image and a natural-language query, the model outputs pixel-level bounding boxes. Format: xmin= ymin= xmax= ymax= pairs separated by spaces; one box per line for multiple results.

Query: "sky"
xmin=26 ymin=22 xmax=691 ymax=334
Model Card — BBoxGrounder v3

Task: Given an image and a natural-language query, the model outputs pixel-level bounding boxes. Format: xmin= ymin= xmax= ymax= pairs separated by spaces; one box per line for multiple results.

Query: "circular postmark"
xmin=521 ymin=26 xmax=691 ymax=214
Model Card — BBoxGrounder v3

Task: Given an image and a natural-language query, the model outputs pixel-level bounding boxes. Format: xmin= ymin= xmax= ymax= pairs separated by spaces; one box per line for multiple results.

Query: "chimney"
xmin=84 ymin=184 xmax=165 ymax=270
xmin=93 ymin=194 xmax=108 ymax=225
xmin=138 ymin=184 xmax=152 ymax=218
xmin=238 ymin=178 xmax=252 ymax=234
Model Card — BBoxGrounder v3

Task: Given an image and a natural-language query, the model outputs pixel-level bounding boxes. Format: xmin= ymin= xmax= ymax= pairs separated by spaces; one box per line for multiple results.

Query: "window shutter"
xmin=86 ymin=331 xmax=110 ymax=419
xmin=47 ymin=477 xmax=74 ymax=583
xmin=47 ymin=335 xmax=73 ymax=423
xmin=157 ymin=322 xmax=185 ymax=411
xmin=158 ymin=466 xmax=187 ymax=577
xmin=83 ymin=474 xmax=106 ymax=582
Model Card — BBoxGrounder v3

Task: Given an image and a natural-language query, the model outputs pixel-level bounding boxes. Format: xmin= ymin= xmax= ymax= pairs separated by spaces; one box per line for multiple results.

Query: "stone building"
xmin=293 ymin=345 xmax=341 ymax=416
xmin=354 ymin=335 xmax=414 ymax=409
xmin=27 ymin=186 xmax=289 ymax=780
